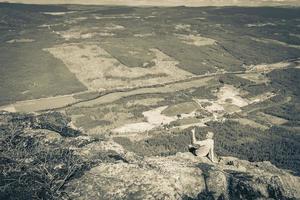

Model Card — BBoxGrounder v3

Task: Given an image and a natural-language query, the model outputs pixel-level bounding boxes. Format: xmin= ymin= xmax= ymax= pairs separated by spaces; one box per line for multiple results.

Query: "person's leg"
xmin=207 ymin=142 xmax=217 ymax=162
xmin=188 ymin=145 xmax=198 ymax=156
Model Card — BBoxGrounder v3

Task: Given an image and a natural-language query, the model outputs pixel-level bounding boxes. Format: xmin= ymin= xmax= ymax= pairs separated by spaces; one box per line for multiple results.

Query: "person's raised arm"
xmin=191 ymin=128 xmax=197 ymax=145
xmin=192 ymin=128 xmax=207 ymax=146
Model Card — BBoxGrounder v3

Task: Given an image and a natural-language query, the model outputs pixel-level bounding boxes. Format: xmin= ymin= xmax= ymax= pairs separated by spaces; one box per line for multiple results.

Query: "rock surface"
xmin=65 ymin=143 xmax=300 ymax=200
xmin=1 ymin=111 xmax=299 ymax=199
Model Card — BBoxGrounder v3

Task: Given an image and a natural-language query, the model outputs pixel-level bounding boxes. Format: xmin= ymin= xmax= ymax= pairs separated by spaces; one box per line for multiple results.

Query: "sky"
xmin=0 ymin=0 xmax=299 ymax=7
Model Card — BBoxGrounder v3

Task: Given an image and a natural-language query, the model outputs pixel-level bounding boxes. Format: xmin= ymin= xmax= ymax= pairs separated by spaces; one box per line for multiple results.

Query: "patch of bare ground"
xmin=112 ymin=102 xmax=203 ymax=134
xmin=133 ymin=33 xmax=155 ymax=37
xmin=6 ymin=38 xmax=35 ymax=43
xmin=245 ymin=61 xmax=293 ymax=73
xmin=247 ymin=92 xmax=276 ymax=104
xmin=42 ymin=11 xmax=76 ymax=16
xmin=56 ymin=29 xmax=100 ymax=40
xmin=112 ymin=106 xmax=176 ymax=133
xmin=94 ymin=15 xmax=141 ymax=20
xmin=174 ymin=33 xmax=216 ymax=47
xmin=256 ymin=112 xmax=289 ymax=126
xmin=194 ymin=84 xmax=249 ymax=114
xmin=246 ymin=22 xmax=276 ymax=27
xmin=236 ymin=73 xmax=269 ymax=84
xmin=230 ymin=118 xmax=268 ymax=130
xmin=55 ymin=24 xmax=123 ymax=40
xmin=250 ymin=37 xmax=300 ymax=50
xmin=175 ymin=24 xmax=191 ymax=32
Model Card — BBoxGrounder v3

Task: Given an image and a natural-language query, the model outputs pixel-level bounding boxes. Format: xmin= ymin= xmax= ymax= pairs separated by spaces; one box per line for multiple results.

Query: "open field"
xmin=0 ymin=42 xmax=87 ymax=106
xmin=45 ymin=43 xmax=192 ymax=90
xmin=1 ymin=3 xmax=300 ymax=105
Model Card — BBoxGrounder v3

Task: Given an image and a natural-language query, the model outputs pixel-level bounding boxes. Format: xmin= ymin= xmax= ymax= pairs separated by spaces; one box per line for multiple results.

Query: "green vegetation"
xmin=189 ymin=87 xmax=217 ymax=99
xmin=205 ymin=121 xmax=300 ymax=175
xmin=75 ymin=115 xmax=111 ymax=130
xmin=73 ymin=91 xmax=100 ymax=101
xmin=0 ymin=112 xmax=84 ymax=199
xmin=0 ymin=42 xmax=87 ymax=106
xmin=115 ymin=118 xmax=300 ymax=175
xmin=161 ymin=102 xmax=198 ymax=116
xmin=0 ymin=26 xmax=87 ymax=106
xmin=263 ymin=101 xmax=300 ymax=122
xmin=218 ymin=74 xmax=254 ymax=88
xmin=101 ymin=38 xmax=156 ymax=68
xmin=268 ymin=68 xmax=300 ymax=98
xmin=0 ymin=111 xmax=129 ymax=199
xmin=113 ymin=67 xmax=300 ymax=176
xmin=114 ymin=130 xmax=192 ymax=157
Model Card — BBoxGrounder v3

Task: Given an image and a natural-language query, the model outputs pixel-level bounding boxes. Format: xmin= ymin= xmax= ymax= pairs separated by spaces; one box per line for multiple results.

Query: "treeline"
xmin=202 ymin=121 xmax=300 ymax=175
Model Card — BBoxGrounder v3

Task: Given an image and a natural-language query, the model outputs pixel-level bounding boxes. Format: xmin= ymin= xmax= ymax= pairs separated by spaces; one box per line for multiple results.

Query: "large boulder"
xmin=65 ymin=153 xmax=205 ymax=200
xmin=64 ymin=153 xmax=300 ymax=200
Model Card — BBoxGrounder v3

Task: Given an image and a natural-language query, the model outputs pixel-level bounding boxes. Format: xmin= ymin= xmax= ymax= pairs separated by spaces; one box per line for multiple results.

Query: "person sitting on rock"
xmin=188 ymin=128 xmax=217 ymax=163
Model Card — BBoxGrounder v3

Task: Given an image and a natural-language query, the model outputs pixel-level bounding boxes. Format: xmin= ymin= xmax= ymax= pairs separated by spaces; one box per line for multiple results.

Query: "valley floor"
xmin=0 ymin=3 xmax=300 ymax=200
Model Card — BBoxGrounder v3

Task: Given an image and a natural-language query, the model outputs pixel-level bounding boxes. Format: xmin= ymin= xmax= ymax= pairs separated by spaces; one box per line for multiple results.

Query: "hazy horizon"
xmin=0 ymin=0 xmax=300 ymax=7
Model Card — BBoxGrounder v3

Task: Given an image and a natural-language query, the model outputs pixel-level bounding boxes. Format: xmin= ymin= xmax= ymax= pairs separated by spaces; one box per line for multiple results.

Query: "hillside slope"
xmin=0 ymin=111 xmax=299 ymax=199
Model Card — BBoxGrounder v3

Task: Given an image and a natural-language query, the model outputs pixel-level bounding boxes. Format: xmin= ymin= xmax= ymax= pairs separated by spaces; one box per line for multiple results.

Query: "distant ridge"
xmin=0 ymin=0 xmax=299 ymax=7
